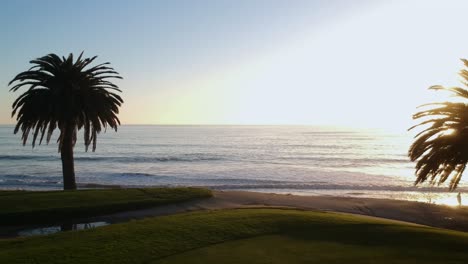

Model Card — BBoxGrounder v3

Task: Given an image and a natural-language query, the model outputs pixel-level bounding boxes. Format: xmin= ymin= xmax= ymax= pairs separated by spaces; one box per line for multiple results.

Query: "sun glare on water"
xmin=435 ymin=196 xmax=460 ymax=206
xmin=417 ymin=192 xmax=464 ymax=207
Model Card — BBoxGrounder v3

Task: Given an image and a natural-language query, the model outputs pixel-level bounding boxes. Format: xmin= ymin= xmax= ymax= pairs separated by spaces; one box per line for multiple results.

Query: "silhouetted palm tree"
xmin=9 ymin=53 xmax=123 ymax=190
xmin=409 ymin=59 xmax=468 ymax=190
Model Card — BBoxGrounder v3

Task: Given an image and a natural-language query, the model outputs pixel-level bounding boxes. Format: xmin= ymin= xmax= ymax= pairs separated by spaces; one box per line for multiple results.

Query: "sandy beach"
xmin=88 ymin=190 xmax=468 ymax=232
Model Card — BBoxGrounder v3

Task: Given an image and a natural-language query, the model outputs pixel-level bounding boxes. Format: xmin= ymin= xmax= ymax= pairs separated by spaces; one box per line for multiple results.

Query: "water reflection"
xmin=407 ymin=192 xmax=465 ymax=206
xmin=273 ymin=189 xmax=467 ymax=207
xmin=17 ymin=221 xmax=109 ymax=237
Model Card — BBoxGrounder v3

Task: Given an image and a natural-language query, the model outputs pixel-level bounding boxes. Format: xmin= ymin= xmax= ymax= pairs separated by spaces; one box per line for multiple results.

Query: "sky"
xmin=2 ymin=0 xmax=468 ymax=132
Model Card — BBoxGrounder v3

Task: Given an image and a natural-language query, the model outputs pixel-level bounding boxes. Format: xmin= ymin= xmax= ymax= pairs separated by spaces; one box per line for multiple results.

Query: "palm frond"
xmin=409 ymin=61 xmax=468 ymax=190
xmin=9 ymin=52 xmax=123 ymax=153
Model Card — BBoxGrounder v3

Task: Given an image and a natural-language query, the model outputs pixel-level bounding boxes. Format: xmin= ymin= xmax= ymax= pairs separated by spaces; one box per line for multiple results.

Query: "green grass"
xmin=158 ymin=235 xmax=466 ymax=264
xmin=1 ymin=209 xmax=468 ymax=263
xmin=0 ymin=187 xmax=212 ymax=225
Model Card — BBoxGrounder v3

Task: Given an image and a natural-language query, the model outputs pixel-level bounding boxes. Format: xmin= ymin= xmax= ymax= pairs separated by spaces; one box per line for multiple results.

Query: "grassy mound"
xmin=159 ymin=234 xmax=465 ymax=264
xmin=0 ymin=187 xmax=212 ymax=225
xmin=1 ymin=209 xmax=468 ymax=263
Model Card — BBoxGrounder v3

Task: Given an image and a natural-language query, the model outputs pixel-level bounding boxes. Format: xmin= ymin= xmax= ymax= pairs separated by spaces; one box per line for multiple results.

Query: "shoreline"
xmin=7 ymin=182 xmax=467 ymax=207
xmin=24 ymin=183 xmax=468 ymax=206
xmin=4 ymin=179 xmax=468 ymax=210
xmin=50 ymin=190 xmax=468 ymax=233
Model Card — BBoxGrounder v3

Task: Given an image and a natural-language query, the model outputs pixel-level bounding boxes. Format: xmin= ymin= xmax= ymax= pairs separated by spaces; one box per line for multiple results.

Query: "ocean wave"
xmin=2 ymin=173 xmax=466 ymax=193
xmin=113 ymin=172 xmax=170 ymax=178
xmin=276 ymin=156 xmax=410 ymax=165
xmin=0 ymin=175 xmax=61 ymax=187
xmin=78 ymin=155 xmax=223 ymax=163
xmin=0 ymin=155 xmax=58 ymax=161
xmin=192 ymin=177 xmax=326 ymax=185
xmin=1 ymin=174 xmax=60 ymax=180
xmin=0 ymin=179 xmax=61 ymax=185
xmin=0 ymin=153 xmax=409 ymax=165
xmin=0 ymin=154 xmax=223 ymax=163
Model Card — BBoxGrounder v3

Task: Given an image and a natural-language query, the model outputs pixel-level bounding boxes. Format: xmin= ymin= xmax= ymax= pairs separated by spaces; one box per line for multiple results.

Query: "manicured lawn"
xmin=1 ymin=209 xmax=468 ymax=263
xmin=159 ymin=233 xmax=468 ymax=264
xmin=0 ymin=187 xmax=212 ymax=225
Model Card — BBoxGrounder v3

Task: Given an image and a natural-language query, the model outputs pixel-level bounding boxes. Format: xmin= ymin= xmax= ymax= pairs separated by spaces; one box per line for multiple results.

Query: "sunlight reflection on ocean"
xmin=0 ymin=125 xmax=466 ymax=206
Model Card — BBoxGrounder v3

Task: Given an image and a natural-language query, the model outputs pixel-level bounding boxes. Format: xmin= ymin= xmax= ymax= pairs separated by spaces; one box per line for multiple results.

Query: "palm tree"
xmin=409 ymin=59 xmax=468 ymax=190
xmin=9 ymin=53 xmax=123 ymax=190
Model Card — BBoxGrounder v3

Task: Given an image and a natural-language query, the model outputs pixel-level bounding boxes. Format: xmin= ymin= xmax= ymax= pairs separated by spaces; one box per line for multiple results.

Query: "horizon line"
xmin=0 ymin=123 xmax=402 ymax=131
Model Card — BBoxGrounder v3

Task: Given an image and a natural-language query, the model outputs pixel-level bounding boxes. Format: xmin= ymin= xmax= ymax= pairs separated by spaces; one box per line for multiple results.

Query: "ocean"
xmin=0 ymin=125 xmax=466 ymax=205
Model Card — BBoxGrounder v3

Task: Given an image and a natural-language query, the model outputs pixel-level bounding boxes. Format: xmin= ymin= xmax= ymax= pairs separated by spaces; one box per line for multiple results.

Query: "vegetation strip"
xmin=0 ymin=187 xmax=212 ymax=225
xmin=1 ymin=209 xmax=468 ymax=263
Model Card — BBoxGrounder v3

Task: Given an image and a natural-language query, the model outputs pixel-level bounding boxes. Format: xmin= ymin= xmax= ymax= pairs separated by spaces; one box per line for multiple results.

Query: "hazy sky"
xmin=2 ymin=0 xmax=468 ymax=131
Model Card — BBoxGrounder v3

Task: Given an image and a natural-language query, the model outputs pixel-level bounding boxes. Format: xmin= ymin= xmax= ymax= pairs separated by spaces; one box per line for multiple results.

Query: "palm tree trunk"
xmin=61 ymin=124 xmax=77 ymax=190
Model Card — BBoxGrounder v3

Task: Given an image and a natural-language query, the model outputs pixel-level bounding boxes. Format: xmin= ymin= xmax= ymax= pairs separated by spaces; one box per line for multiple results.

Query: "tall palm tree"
xmin=9 ymin=53 xmax=123 ymax=190
xmin=409 ymin=59 xmax=468 ymax=190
